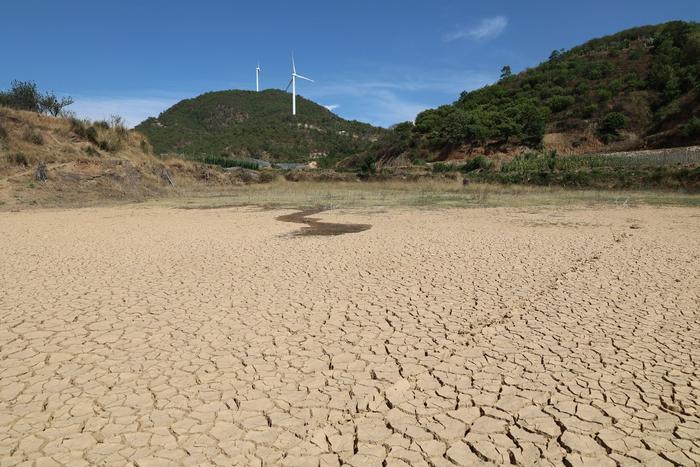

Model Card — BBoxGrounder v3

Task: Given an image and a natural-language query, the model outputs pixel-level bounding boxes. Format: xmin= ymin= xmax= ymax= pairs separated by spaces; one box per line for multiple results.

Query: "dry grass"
xmin=154 ymin=178 xmax=700 ymax=210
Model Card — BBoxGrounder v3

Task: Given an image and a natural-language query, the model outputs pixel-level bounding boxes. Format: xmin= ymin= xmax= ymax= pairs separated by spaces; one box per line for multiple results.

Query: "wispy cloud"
xmin=444 ymin=16 xmax=508 ymax=42
xmin=323 ymin=104 xmax=340 ymax=111
xmin=309 ymin=69 xmax=495 ymax=127
xmin=68 ymin=95 xmax=184 ymax=128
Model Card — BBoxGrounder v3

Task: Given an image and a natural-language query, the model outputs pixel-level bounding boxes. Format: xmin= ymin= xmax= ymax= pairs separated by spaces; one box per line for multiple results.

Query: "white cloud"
xmin=323 ymin=104 xmax=340 ymax=111
xmin=68 ymin=95 xmax=184 ymax=128
xmin=309 ymin=69 xmax=495 ymax=127
xmin=444 ymin=16 xmax=508 ymax=42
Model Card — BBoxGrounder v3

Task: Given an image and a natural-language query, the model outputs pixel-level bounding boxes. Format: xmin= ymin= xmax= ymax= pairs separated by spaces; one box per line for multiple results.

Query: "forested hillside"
xmin=371 ymin=21 xmax=700 ymax=165
xmin=136 ymin=89 xmax=384 ymax=163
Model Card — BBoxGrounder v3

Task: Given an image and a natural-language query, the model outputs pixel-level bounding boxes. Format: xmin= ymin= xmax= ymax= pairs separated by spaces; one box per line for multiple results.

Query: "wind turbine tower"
xmin=285 ymin=55 xmax=313 ymax=116
xmin=256 ymin=63 xmax=261 ymax=92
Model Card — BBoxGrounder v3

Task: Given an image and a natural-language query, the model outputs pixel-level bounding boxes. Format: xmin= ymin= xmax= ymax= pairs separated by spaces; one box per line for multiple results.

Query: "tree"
xmin=0 ymin=81 xmax=74 ymax=116
xmin=500 ymin=65 xmax=512 ymax=80
xmin=549 ymin=49 xmax=566 ymax=62
xmin=517 ymin=103 xmax=548 ymax=146
xmin=598 ymin=112 xmax=626 ymax=139
xmin=0 ymin=80 xmax=42 ymax=112
xmin=39 ymin=93 xmax=74 ymax=117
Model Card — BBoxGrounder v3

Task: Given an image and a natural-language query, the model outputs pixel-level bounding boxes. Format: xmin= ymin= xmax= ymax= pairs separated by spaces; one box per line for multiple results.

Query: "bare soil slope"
xmin=0 ymin=108 xmax=269 ymax=210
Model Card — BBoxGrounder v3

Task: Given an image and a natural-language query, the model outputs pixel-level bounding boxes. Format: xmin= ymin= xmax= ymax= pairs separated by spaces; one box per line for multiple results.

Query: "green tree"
xmin=500 ymin=65 xmax=513 ymax=80
xmin=39 ymin=93 xmax=74 ymax=117
xmin=0 ymin=80 xmax=42 ymax=112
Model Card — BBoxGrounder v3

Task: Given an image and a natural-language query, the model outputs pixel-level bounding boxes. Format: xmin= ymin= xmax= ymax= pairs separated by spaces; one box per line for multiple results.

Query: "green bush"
xmin=358 ymin=154 xmax=377 ymax=176
xmin=547 ymin=95 xmax=575 ymax=112
xmin=462 ymin=155 xmax=494 ymax=172
xmin=97 ymin=137 xmax=121 ymax=152
xmin=432 ymin=162 xmax=458 ymax=173
xmin=501 ymin=151 xmax=558 ymax=173
xmin=598 ymin=112 xmax=627 ymax=138
xmin=682 ymin=117 xmax=700 ymax=137
xmin=85 ymin=126 xmax=99 ymax=144
xmin=582 ymin=103 xmax=598 ymax=118
xmin=598 ymin=89 xmax=613 ymax=102
xmin=7 ymin=152 xmax=28 ymax=166
xmin=70 ymin=118 xmax=88 ymax=138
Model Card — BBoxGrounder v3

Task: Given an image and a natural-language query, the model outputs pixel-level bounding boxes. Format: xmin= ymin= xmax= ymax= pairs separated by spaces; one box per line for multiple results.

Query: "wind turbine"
xmin=285 ymin=55 xmax=313 ymax=116
xmin=256 ymin=63 xmax=261 ymax=92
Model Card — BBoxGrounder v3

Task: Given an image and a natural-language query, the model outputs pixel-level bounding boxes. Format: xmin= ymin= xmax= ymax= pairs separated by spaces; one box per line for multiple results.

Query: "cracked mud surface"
xmin=0 ymin=206 xmax=699 ymax=466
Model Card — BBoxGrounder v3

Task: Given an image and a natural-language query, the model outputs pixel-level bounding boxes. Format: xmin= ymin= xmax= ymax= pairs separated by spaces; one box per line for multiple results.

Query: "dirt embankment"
xmin=0 ymin=107 xmax=280 ymax=210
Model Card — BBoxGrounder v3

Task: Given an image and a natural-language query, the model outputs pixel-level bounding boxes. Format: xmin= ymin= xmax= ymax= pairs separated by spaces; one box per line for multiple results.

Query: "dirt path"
xmin=0 ymin=206 xmax=698 ymax=466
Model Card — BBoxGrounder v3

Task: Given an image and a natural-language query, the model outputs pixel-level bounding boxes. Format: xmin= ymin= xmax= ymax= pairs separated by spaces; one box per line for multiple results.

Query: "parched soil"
xmin=0 ymin=206 xmax=698 ymax=466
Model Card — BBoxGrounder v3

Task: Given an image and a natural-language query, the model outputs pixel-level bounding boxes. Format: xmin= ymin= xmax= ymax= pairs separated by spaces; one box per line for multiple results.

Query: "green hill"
xmin=136 ymin=89 xmax=383 ymax=164
xmin=373 ymin=21 xmax=700 ymax=164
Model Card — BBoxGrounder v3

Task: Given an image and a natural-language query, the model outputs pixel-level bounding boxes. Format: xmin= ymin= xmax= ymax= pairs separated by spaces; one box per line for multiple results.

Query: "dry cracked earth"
xmin=0 ymin=206 xmax=699 ymax=466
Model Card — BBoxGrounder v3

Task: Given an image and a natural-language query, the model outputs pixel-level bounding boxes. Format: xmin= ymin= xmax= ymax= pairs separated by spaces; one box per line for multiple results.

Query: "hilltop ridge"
xmin=136 ymin=89 xmax=384 ymax=164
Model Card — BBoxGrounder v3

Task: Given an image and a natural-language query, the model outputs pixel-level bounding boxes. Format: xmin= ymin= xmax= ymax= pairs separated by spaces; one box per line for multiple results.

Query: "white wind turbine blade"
xmin=294 ymin=74 xmax=314 ymax=83
xmin=292 ymin=54 xmax=296 ymax=74
xmin=285 ymin=78 xmax=293 ymax=92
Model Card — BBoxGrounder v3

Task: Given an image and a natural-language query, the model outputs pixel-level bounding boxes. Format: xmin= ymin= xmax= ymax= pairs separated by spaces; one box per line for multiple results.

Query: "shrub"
xmin=23 ymin=127 xmax=44 ymax=145
xmin=598 ymin=89 xmax=613 ymax=102
xmin=259 ymin=171 xmax=278 ymax=183
xmin=98 ymin=137 xmax=121 ymax=152
xmin=582 ymin=103 xmax=598 ymax=118
xmin=432 ymin=162 xmax=458 ymax=173
xmin=140 ymin=139 xmax=151 ymax=154
xmin=84 ymin=145 xmax=100 ymax=157
xmin=501 ymin=151 xmax=558 ymax=173
xmin=94 ymin=120 xmax=110 ymax=130
xmin=0 ymin=123 xmax=7 ymax=140
xmin=682 ymin=117 xmax=700 ymax=137
xmin=70 ymin=118 xmax=88 ymax=138
xmin=599 ymin=112 xmax=627 ymax=136
xmin=629 ymin=48 xmax=644 ymax=60
xmin=85 ymin=126 xmax=99 ymax=144
xmin=462 ymin=155 xmax=494 ymax=172
xmin=358 ymin=154 xmax=377 ymax=176
xmin=110 ymin=115 xmax=128 ymax=136
xmin=7 ymin=152 xmax=28 ymax=166
xmin=547 ymin=95 xmax=575 ymax=112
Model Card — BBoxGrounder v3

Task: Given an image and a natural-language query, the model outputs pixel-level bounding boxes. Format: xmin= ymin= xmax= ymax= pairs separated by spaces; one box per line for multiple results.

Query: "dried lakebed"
xmin=0 ymin=206 xmax=698 ymax=466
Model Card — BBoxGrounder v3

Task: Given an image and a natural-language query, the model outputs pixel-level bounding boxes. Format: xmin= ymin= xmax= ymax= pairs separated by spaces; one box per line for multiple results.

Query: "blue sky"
xmin=2 ymin=0 xmax=698 ymax=127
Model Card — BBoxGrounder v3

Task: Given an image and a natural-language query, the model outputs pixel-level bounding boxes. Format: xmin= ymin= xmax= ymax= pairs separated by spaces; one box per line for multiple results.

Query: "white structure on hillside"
xmin=285 ymin=55 xmax=313 ymax=116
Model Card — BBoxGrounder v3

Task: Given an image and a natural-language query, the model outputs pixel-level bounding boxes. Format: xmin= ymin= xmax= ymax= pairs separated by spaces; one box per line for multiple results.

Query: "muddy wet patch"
xmin=276 ymin=208 xmax=371 ymax=236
